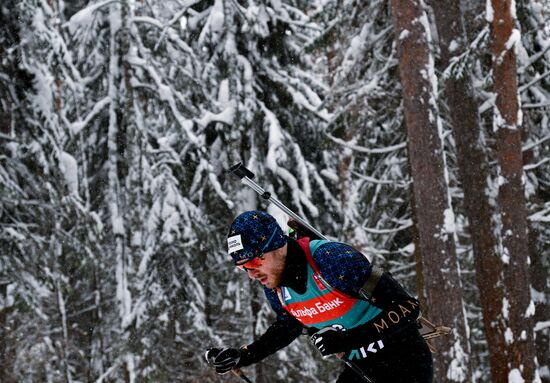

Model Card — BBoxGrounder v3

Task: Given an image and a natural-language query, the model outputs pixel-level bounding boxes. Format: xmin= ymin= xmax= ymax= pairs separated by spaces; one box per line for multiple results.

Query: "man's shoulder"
xmin=310 ymin=240 xmax=372 ymax=290
xmin=310 ymin=240 xmax=363 ymax=264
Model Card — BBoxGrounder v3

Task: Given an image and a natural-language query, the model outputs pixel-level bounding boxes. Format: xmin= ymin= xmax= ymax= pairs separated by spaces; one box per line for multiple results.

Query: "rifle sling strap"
xmin=359 ymin=265 xmax=384 ymax=301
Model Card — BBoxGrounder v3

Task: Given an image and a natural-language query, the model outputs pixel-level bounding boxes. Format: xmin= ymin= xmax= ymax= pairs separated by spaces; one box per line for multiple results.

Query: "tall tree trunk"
xmin=529 ymin=222 xmax=550 ymax=383
xmin=108 ymin=3 xmax=134 ymax=382
xmin=389 ymin=1 xmax=471 ymax=381
xmin=430 ymin=2 xmax=509 ymax=381
xmin=490 ymin=1 xmax=537 ymax=380
xmin=0 ymin=281 xmax=7 ymax=383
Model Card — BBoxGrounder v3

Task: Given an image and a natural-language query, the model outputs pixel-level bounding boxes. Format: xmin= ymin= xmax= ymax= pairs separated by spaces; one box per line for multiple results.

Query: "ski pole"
xmin=232 ymin=368 xmax=253 ymax=383
xmin=227 ymin=162 xmax=327 ymax=240
xmin=336 ymin=354 xmax=376 ymax=383
xmin=308 ymin=327 xmax=376 ymax=383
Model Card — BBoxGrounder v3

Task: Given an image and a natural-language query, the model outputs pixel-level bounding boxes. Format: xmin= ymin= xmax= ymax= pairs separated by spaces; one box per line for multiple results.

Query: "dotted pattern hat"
xmin=227 ymin=211 xmax=287 ymax=264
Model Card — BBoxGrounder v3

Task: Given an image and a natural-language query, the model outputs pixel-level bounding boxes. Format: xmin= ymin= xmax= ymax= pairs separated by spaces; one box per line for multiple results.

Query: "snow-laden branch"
xmin=528 ymin=202 xmax=550 ymax=222
xmin=481 ymin=72 xmax=550 ymax=114
xmin=495 ymin=29 xmax=521 ymax=66
xmin=196 ymin=104 xmax=235 ymax=127
xmin=152 ymin=0 xmax=202 ymax=51
xmin=534 ymin=321 xmax=550 ymax=332
xmin=262 ymin=66 xmax=331 ymax=121
xmin=0 ymin=133 xmax=19 ymax=142
xmin=325 ymin=132 xmax=406 ymax=154
xmin=478 ymin=93 xmax=496 ymax=114
xmin=519 ymin=42 xmax=550 ymax=73
xmin=443 ymin=26 xmax=489 ymax=80
xmin=523 ymin=134 xmax=550 ymax=152
xmin=518 ymin=70 xmax=550 ymax=93
xmin=94 ymin=360 xmax=121 ymax=383
xmin=70 ymin=97 xmax=111 ymax=135
xmin=259 ymin=101 xmax=318 ymax=218
xmin=133 ymin=16 xmax=195 ymax=56
xmin=351 ymin=170 xmax=409 ymax=188
xmin=524 ymin=157 xmax=550 ymax=171
xmin=68 ymin=0 xmax=120 ymax=34
xmin=137 ymin=60 xmax=202 ymax=146
xmin=523 ymin=101 xmax=550 ymax=109
xmin=362 ymin=220 xmax=412 ymax=234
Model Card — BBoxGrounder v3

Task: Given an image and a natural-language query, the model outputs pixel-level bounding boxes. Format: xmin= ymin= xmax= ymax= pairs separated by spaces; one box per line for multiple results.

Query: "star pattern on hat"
xmin=228 ymin=211 xmax=287 ymax=263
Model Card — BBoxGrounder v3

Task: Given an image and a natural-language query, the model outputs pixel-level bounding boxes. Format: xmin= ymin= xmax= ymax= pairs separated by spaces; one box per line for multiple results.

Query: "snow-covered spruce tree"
xmin=0 ymin=0 xmax=113 ymax=381
xmin=0 ymin=0 xmax=215 ymax=380
xmin=65 ymin=0 xmax=225 ymax=380
xmin=310 ymin=0 xmax=416 ymax=285
xmin=2 ymin=0 xmax=332 ymax=380
xmin=180 ymin=1 xmax=337 ymax=381
xmin=65 ymin=0 xmax=332 ymax=380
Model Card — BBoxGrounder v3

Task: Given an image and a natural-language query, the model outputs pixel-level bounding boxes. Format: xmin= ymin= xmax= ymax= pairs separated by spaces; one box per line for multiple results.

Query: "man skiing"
xmin=205 ymin=210 xmax=433 ymax=382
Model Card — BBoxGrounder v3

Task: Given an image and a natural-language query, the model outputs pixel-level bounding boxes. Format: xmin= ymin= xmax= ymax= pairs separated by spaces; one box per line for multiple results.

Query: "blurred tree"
xmin=490 ymin=0 xmax=537 ymax=380
xmin=430 ymin=1 xmax=508 ymax=381
xmin=389 ymin=0 xmax=471 ymax=381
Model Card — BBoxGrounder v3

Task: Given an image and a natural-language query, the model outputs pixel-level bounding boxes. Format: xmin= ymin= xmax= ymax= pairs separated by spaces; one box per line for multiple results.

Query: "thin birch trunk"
xmin=389 ymin=0 xmax=471 ymax=381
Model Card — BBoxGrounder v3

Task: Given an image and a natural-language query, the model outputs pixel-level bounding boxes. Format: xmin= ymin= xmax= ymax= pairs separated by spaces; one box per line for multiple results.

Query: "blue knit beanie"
xmin=227 ymin=211 xmax=287 ymax=264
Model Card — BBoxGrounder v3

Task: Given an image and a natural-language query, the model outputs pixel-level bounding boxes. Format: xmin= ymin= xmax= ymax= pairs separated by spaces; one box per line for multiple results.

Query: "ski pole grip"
xmin=228 ymin=162 xmax=255 ymax=179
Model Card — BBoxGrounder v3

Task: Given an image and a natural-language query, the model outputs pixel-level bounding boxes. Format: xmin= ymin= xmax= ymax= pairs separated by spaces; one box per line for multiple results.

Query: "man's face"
xmin=245 ymin=244 xmax=287 ymax=289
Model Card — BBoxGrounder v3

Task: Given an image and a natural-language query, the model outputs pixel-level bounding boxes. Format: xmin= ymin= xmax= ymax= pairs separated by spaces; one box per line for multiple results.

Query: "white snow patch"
xmin=502 ymin=247 xmax=510 ymax=264
xmin=502 ymin=297 xmax=510 ymax=319
xmin=401 ymin=243 xmax=415 ymax=255
xmin=196 ymin=104 xmax=235 ymax=127
xmin=218 ymin=79 xmax=230 ymax=107
xmin=508 ymin=369 xmax=525 ymax=383
xmin=209 ymin=0 xmax=225 ymax=33
xmin=446 ymin=338 xmax=468 ymax=381
xmin=486 ymin=0 xmax=494 ymax=22
xmin=69 ymin=0 xmax=118 ymax=33
xmin=59 ymin=151 xmax=79 ymax=194
xmin=449 ymin=39 xmax=460 ymax=52
xmin=531 ymin=287 xmax=546 ymax=303
xmin=111 ymin=216 xmax=124 ymax=236
xmin=399 ymin=29 xmax=410 ymax=40
xmin=4 ymin=227 xmax=26 ymax=241
xmin=505 ymin=327 xmax=514 ymax=344
xmin=510 ymin=0 xmax=517 ymax=20
xmin=131 ymin=231 xmax=142 ymax=247
xmin=505 ymin=29 xmax=522 ymax=53
xmin=534 ymin=321 xmax=550 ymax=332
xmin=525 ymin=300 xmax=535 ymax=318
xmin=443 ymin=208 xmax=456 ymax=234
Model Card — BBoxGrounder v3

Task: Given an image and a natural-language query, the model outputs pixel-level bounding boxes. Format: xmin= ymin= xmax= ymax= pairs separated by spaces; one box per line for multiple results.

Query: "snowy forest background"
xmin=0 ymin=0 xmax=549 ymax=382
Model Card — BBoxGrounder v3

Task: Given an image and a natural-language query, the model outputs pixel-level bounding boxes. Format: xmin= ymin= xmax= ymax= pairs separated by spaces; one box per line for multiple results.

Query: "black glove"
xmin=204 ymin=347 xmax=241 ymax=374
xmin=310 ymin=326 xmax=348 ymax=356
